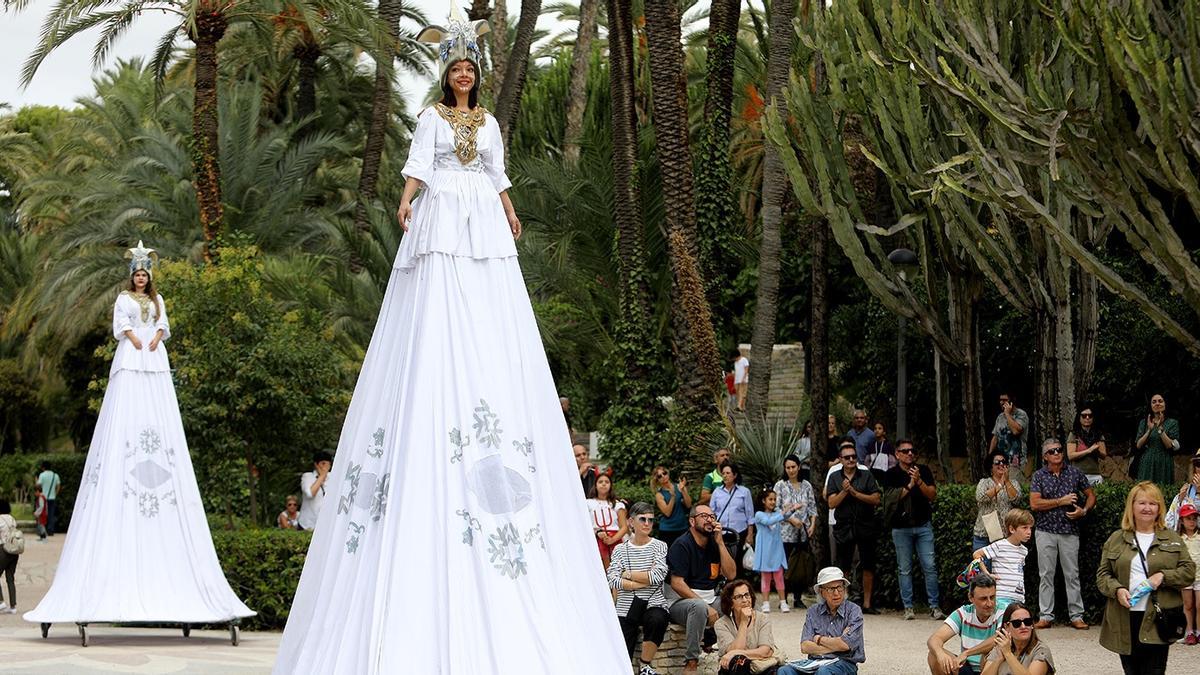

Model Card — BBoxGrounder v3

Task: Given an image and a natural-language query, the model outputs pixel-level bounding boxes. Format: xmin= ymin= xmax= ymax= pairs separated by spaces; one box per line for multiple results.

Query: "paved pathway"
xmin=2 ymin=536 xmax=1195 ymax=673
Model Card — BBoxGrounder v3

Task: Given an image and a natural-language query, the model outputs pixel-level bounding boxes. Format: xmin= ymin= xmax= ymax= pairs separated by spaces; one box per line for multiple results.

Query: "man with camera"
xmin=665 ymin=504 xmax=738 ymax=674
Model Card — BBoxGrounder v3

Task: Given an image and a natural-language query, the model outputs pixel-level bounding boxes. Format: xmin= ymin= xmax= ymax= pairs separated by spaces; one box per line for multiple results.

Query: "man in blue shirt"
xmin=1029 ymin=438 xmax=1094 ymax=630
xmin=779 ymin=566 xmax=866 ymax=675
xmin=846 ymin=409 xmax=875 ymax=464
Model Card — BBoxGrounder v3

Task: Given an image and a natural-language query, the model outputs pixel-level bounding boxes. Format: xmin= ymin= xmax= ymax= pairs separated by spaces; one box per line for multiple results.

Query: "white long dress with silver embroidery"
xmin=273 ymin=107 xmax=628 ymax=674
xmin=24 ymin=291 xmax=254 ymax=624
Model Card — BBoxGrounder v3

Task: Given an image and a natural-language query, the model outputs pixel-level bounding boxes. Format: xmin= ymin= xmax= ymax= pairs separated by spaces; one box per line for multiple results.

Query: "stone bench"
xmin=628 ymin=623 xmax=717 ymax=674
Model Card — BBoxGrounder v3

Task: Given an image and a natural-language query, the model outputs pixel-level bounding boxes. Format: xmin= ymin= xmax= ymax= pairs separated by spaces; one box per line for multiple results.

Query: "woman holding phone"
xmin=981 ymin=602 xmax=1055 ymax=675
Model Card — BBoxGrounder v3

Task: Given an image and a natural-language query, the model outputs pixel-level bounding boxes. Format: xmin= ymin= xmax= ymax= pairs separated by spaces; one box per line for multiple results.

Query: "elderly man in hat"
xmin=777 ymin=566 xmax=866 ymax=675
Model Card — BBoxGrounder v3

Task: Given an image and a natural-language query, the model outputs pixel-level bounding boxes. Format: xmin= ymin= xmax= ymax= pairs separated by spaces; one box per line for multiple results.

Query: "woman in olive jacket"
xmin=1096 ymin=481 xmax=1196 ymax=675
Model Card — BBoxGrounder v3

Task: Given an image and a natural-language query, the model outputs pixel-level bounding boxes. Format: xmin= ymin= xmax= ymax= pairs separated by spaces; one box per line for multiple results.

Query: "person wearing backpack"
xmin=0 ymin=499 xmax=23 ymax=614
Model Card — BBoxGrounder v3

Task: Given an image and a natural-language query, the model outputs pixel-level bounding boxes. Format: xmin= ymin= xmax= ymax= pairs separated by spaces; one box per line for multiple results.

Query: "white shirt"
xmin=1129 ymin=531 xmax=1156 ymax=611
xmin=299 ymin=471 xmax=326 ymax=530
xmin=110 ymin=291 xmax=171 ymax=374
xmin=587 ymin=499 xmax=625 ymax=534
xmin=733 ymin=356 xmax=750 ymax=384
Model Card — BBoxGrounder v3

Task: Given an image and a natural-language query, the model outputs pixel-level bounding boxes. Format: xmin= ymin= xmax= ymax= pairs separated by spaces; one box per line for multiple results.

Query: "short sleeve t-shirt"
xmin=992 ymin=408 xmax=1030 ymax=466
xmin=666 ymin=530 xmax=723 ymax=599
xmin=733 ymin=356 xmax=750 ymax=384
xmin=945 ymin=603 xmax=1001 ymax=668
xmin=1030 ymin=465 xmax=1091 ymax=535
xmin=980 ymin=539 xmax=1028 ymax=602
xmin=37 ymin=470 xmax=61 ymax=500
xmin=825 ymin=468 xmax=879 ymax=530
xmin=299 ymin=471 xmax=325 ymax=530
xmin=587 ymin=499 xmax=625 ymax=534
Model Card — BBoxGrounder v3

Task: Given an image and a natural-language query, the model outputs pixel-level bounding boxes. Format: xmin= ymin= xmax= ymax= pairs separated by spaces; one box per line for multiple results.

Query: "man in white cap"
xmin=778 ymin=566 xmax=865 ymax=675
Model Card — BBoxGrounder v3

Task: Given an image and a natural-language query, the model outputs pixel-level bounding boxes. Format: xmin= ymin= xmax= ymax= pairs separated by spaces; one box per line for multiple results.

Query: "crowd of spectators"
xmin=572 ymin=395 xmax=1200 ymax=675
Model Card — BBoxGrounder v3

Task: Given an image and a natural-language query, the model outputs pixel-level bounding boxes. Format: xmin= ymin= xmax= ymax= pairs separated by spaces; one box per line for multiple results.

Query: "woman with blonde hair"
xmin=1097 ymin=481 xmax=1196 ymax=674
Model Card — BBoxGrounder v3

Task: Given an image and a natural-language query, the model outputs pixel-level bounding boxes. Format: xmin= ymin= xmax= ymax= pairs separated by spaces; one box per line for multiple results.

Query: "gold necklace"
xmin=434 ymin=102 xmax=488 ymax=165
xmin=122 ymin=290 xmax=154 ymax=322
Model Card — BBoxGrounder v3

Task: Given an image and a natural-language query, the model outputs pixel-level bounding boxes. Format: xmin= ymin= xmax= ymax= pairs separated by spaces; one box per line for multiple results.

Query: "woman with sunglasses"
xmin=651 ymin=466 xmax=692 ymax=547
xmin=974 ymin=450 xmax=1022 ymax=551
xmin=607 ymin=502 xmax=670 ymax=675
xmin=1165 ymin=449 xmax=1200 ymax=531
xmin=1067 ymin=407 xmax=1106 ymax=486
xmin=981 ymin=603 xmax=1055 ymax=675
xmin=278 ymin=495 xmax=302 ymax=530
xmin=1097 ymin=481 xmax=1196 ymax=674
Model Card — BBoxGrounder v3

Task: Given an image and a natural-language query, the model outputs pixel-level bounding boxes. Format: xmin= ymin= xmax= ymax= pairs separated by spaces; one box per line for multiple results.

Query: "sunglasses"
xmin=1045 ymin=447 xmax=1063 ymax=455
xmin=840 ymin=455 xmax=857 ymax=461
xmin=896 ymin=447 xmax=914 ymax=455
xmin=993 ymin=460 xmax=1008 ymax=466
xmin=635 ymin=516 xmax=655 ymax=524
xmin=1008 ymin=617 xmax=1035 ymax=628
xmin=1080 ymin=413 xmax=1093 ymax=418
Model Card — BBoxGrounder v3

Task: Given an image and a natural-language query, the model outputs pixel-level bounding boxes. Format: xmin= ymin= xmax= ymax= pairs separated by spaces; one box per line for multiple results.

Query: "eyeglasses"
xmin=655 ymin=472 xmax=667 ymax=478
xmin=1045 ymin=447 xmax=1063 ymax=455
xmin=840 ymin=455 xmax=857 ymax=461
xmin=693 ymin=512 xmax=716 ymax=520
xmin=1008 ymin=617 xmax=1035 ymax=628
xmin=732 ymin=592 xmax=752 ymax=601
xmin=820 ymin=584 xmax=847 ymax=594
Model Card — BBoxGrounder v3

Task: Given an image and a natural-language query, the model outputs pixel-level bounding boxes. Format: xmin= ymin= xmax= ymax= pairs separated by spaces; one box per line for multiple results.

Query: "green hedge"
xmin=0 ymin=453 xmax=88 ymax=532
xmin=212 ymin=529 xmax=312 ymax=631
xmin=872 ymin=480 xmax=1132 ymax=623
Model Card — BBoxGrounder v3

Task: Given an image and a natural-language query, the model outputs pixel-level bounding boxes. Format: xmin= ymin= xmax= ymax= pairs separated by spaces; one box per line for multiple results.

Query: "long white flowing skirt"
xmin=24 ymin=369 xmax=254 ymax=623
xmin=273 ymin=252 xmax=629 ymax=674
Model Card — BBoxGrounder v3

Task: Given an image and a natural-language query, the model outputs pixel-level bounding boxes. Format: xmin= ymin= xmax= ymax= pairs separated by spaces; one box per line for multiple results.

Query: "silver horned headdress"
xmin=125 ymin=240 xmax=159 ymax=279
xmin=417 ymin=4 xmax=490 ymax=80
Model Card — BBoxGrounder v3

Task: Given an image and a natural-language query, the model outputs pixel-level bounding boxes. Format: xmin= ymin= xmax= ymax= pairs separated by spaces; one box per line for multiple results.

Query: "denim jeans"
xmin=778 ymin=660 xmax=858 ymax=675
xmin=892 ymin=522 xmax=939 ymax=608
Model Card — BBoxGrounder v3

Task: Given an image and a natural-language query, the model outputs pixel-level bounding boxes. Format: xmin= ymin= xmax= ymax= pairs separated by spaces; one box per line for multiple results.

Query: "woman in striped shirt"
xmin=608 ymin=502 xmax=671 ymax=675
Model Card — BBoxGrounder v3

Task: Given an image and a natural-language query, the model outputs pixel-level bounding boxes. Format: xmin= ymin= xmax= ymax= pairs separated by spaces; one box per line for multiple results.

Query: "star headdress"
xmin=417 ymin=3 xmax=490 ymax=81
xmin=125 ymin=240 xmax=159 ymax=279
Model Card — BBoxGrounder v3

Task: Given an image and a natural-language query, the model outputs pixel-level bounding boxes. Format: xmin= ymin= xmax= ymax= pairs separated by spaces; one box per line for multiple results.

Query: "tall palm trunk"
xmin=562 ymin=0 xmax=599 ymax=165
xmin=352 ymin=0 xmax=403 ymax=264
xmin=192 ymin=9 xmax=229 ymax=264
xmin=746 ymin=0 xmax=797 ymax=419
xmin=294 ymin=33 xmax=319 ymax=122
xmin=643 ymin=0 xmax=721 ymax=413
xmin=493 ymin=0 xmax=542 ymax=145
xmin=694 ymin=0 xmax=740 ymax=313
xmin=485 ymin=0 xmax=508 ymax=102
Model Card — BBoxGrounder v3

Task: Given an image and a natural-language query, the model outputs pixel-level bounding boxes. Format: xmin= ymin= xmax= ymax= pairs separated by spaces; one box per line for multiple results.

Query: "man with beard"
xmin=665 ymin=504 xmax=738 ymax=674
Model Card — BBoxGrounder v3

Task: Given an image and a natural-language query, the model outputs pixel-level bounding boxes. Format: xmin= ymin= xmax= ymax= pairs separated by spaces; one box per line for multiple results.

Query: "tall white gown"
xmin=273 ymin=106 xmax=629 ymax=674
xmin=25 ymin=291 xmax=254 ymax=624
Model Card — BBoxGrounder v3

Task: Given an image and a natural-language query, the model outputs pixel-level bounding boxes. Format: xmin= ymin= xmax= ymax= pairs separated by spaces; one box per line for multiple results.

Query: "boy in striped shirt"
xmin=972 ymin=508 xmax=1034 ymax=610
xmin=926 ymin=574 xmax=1000 ymax=674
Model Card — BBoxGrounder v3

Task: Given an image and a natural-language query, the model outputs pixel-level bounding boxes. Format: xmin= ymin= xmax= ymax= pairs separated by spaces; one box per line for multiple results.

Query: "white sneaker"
xmin=903 ymin=608 xmax=915 ymax=620
xmin=1 ymin=607 xmax=14 ymax=614
xmin=759 ymin=600 xmax=771 ymax=613
xmin=0 ymin=602 xmax=7 ymax=613
xmin=638 ymin=664 xmax=660 ymax=675
xmin=780 ymin=600 xmax=791 ymax=613
xmin=931 ymin=608 xmax=946 ymax=621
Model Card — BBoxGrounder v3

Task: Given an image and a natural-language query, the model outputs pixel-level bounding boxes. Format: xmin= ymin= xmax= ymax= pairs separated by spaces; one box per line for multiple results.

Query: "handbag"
xmin=742 ymin=544 xmax=755 ymax=570
xmin=786 ymin=544 xmax=816 ymax=591
xmin=1136 ymin=542 xmax=1188 ymax=643
xmin=981 ymin=510 xmax=1005 ymax=543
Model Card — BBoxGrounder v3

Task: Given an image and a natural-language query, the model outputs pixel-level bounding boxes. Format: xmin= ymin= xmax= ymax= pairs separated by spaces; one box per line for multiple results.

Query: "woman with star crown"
xmin=273 ymin=5 xmax=628 ymax=674
xmin=25 ymin=242 xmax=254 ymax=637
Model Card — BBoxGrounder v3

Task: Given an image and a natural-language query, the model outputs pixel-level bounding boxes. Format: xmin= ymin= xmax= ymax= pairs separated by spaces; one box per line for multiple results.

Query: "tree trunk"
xmin=643 ymin=0 xmax=722 ymax=413
xmin=562 ymin=0 xmax=598 ymax=166
xmin=693 ymin=0 xmax=742 ymax=313
xmin=294 ymin=36 xmax=319 ymax=122
xmin=351 ymin=0 xmax=403 ymax=266
xmin=486 ymin=0 xmax=508 ymax=102
xmin=934 ymin=349 xmax=954 ymax=481
xmin=245 ymin=451 xmax=258 ymax=526
xmin=191 ymin=11 xmax=228 ymax=264
xmin=467 ymin=0 xmax=492 ymax=21
xmin=808 ymin=215 xmax=830 ymax=567
xmin=492 ymin=0 xmax=542 ymax=145
xmin=746 ymin=0 xmax=796 ymax=419
xmin=1073 ymin=220 xmax=1099 ymax=403
xmin=950 ymin=271 xmax=985 ymax=479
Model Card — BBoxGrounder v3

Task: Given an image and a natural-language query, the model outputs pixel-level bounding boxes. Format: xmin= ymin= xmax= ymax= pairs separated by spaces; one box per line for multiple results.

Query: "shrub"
xmin=868 ymin=480 xmax=1132 ymax=623
xmin=0 ymin=452 xmax=87 ymax=532
xmin=212 ymin=529 xmax=312 ymax=631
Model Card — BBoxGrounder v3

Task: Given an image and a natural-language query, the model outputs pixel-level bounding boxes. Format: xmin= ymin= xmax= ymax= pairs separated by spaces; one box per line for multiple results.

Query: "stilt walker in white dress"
xmin=273 ymin=7 xmax=628 ymax=674
xmin=25 ymin=242 xmax=254 ymax=639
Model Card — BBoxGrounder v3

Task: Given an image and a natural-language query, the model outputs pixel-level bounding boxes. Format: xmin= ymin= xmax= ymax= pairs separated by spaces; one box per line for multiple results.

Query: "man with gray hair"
xmin=926 ymin=574 xmax=1000 ymax=675
xmin=1029 ymin=437 xmax=1094 ymax=630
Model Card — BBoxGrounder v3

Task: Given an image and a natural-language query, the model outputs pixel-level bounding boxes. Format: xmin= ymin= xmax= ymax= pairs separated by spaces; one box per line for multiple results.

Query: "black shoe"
xmin=862 ymin=606 xmax=879 ymax=615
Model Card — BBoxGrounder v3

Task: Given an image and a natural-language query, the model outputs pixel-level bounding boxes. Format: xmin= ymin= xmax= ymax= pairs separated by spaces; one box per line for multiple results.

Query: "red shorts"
xmin=596 ymin=532 xmax=619 ymax=559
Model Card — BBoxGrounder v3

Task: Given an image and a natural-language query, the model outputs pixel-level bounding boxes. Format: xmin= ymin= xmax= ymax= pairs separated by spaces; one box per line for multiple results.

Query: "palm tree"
xmin=11 ymin=0 xmax=277 ymax=262
xmin=642 ymin=0 xmax=721 ymax=414
xmin=561 ymin=0 xmax=599 ymax=165
xmin=492 ymin=0 xmax=543 ymax=144
xmin=745 ymin=0 xmax=796 ymax=419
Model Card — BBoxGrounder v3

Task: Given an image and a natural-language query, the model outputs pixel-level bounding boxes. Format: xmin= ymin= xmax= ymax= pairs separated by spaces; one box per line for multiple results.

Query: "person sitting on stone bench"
xmin=608 ymin=501 xmax=671 ymax=675
xmin=666 ymin=504 xmax=737 ymax=674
